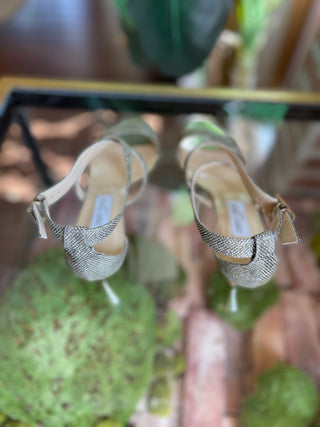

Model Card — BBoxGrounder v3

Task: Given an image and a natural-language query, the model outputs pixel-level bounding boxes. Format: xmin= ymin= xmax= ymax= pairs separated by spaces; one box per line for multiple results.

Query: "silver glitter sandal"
xmin=29 ymin=118 xmax=159 ymax=297
xmin=178 ymin=120 xmax=299 ymax=300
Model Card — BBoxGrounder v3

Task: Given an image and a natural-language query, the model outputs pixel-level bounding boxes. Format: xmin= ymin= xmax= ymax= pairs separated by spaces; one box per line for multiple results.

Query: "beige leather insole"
xmin=76 ymin=143 xmax=156 ymax=255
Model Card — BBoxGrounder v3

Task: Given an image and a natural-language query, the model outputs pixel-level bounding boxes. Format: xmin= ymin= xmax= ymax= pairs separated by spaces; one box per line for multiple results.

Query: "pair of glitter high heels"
xmin=29 ymin=118 xmax=299 ymax=299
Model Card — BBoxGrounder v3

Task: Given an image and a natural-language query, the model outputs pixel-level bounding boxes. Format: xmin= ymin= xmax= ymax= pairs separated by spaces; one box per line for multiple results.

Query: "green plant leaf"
xmin=116 ymin=0 xmax=233 ymax=77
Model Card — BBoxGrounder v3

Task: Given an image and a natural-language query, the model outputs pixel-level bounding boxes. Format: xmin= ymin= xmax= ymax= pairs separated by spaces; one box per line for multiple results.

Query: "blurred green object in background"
xmin=240 ymin=363 xmax=319 ymax=427
xmin=240 ymin=102 xmax=288 ymax=124
xmin=0 ymin=249 xmax=157 ymax=426
xmin=156 ymin=309 xmax=182 ymax=348
xmin=94 ymin=419 xmax=124 ymax=427
xmin=208 ymin=270 xmax=280 ymax=330
xmin=2 ymin=422 xmax=34 ymax=427
xmin=148 ymin=378 xmax=172 ymax=416
xmin=311 ymin=231 xmax=320 ymax=266
xmin=310 ymin=211 xmax=320 ymax=266
xmin=113 ymin=0 xmax=233 ymax=77
xmin=236 ymin=0 xmax=284 ymax=50
xmin=171 ymin=189 xmax=194 ymax=226
xmin=128 ymin=236 xmax=185 ymax=307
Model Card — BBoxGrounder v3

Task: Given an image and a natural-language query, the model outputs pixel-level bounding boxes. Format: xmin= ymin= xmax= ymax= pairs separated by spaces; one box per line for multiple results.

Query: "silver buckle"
xmin=276 ymin=194 xmax=295 ymax=220
xmin=27 ymin=194 xmax=45 ymax=218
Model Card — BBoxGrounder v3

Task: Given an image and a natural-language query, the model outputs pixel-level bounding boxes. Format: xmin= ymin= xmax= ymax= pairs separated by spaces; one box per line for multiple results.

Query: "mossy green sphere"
xmin=0 ymin=249 xmax=157 ymax=427
xmin=240 ymin=363 xmax=319 ymax=427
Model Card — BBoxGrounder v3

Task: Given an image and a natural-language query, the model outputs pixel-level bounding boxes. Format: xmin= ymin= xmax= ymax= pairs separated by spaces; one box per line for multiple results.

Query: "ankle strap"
xmin=103 ymin=117 xmax=160 ymax=205
xmin=185 ymin=135 xmax=277 ymax=211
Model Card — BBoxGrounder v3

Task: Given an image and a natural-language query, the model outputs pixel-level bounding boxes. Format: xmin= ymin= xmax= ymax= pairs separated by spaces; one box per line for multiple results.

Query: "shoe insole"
xmin=76 ymin=142 xmax=157 ymax=255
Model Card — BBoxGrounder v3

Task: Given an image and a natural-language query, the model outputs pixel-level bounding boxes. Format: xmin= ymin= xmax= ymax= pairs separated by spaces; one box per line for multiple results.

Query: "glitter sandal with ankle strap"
xmin=178 ymin=120 xmax=299 ymax=305
xmin=29 ymin=118 xmax=159 ymax=298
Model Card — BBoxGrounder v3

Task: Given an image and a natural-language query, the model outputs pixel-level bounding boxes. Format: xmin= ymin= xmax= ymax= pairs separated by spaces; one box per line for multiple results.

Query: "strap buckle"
xmin=28 ymin=195 xmax=48 ymax=239
xmin=276 ymin=194 xmax=295 ymax=220
xmin=276 ymin=194 xmax=300 ymax=244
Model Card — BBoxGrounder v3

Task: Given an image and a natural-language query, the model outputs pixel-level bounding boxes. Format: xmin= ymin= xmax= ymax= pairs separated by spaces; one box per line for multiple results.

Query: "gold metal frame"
xmin=1 ymin=76 xmax=320 ymax=107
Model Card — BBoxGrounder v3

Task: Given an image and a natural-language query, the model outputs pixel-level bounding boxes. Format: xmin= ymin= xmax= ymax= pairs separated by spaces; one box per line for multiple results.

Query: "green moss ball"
xmin=0 ymin=249 xmax=157 ymax=427
xmin=240 ymin=363 xmax=319 ymax=427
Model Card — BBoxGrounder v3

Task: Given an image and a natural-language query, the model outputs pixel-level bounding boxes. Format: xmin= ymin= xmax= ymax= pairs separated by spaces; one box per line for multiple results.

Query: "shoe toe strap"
xmin=195 ymin=201 xmax=299 ymax=261
xmin=195 ymin=215 xmax=255 ymax=258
